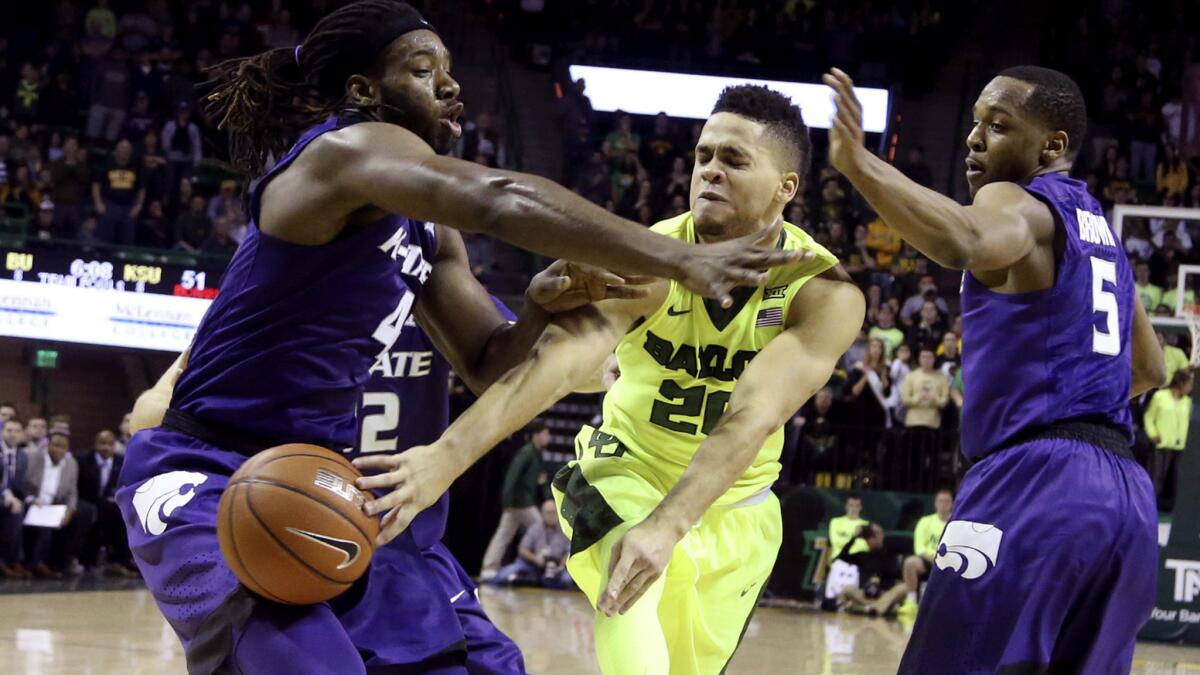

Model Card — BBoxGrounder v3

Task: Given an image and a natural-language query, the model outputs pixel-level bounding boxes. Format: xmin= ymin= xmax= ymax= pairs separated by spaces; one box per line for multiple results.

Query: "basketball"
xmin=216 ymin=444 xmax=379 ymax=605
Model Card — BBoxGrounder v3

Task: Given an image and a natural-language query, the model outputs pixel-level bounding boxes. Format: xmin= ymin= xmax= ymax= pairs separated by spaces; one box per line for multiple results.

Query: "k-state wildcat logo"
xmin=131 ymin=471 xmax=209 ymax=535
xmin=934 ymin=520 xmax=1004 ymax=580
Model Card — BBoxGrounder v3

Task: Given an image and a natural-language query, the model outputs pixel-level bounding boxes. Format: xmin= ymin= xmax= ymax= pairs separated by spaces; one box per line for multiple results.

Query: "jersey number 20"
xmin=1091 ymin=256 xmax=1120 ymax=356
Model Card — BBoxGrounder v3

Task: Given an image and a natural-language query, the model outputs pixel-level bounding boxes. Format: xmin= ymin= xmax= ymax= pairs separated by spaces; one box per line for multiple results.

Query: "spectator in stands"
xmin=602 ymin=112 xmax=640 ymax=160
xmin=844 ymin=224 xmax=877 ymax=277
xmin=869 ymin=305 xmax=904 ymax=359
xmin=121 ymin=91 xmax=159 ymax=144
xmin=48 ymin=136 xmax=90 ymax=235
xmin=32 ymin=202 xmax=55 ymax=240
xmin=162 ymin=102 xmax=202 ymax=185
xmin=841 ymin=327 xmax=869 ymax=373
xmin=1135 ymin=261 xmax=1164 ymax=311
xmin=460 ymin=112 xmax=507 ymax=169
xmin=480 ymin=420 xmax=551 ymax=580
xmin=92 ymin=138 xmax=144 ymax=245
xmin=786 ymin=386 xmax=841 ymax=485
xmin=896 ymin=488 xmax=954 ymax=619
xmin=202 ymin=213 xmax=239 ymax=256
xmin=22 ymin=430 xmax=94 ymax=579
xmin=0 ymin=419 xmax=30 ymax=578
xmin=12 ymin=62 xmax=41 ymax=124
xmin=575 ymin=150 xmax=610 ymax=205
xmin=206 ymin=180 xmax=240 ymax=222
xmin=1124 ymin=219 xmax=1154 ymax=261
xmin=0 ymin=404 xmax=14 ymax=423
xmin=1128 ymin=91 xmax=1162 ymax=185
xmin=829 ymin=494 xmax=869 ymax=559
xmin=898 ymin=349 xmax=949 ymax=490
xmin=845 ymin=337 xmax=893 ymax=436
xmin=899 ymin=275 xmax=949 ymax=326
xmin=1157 ymin=144 xmax=1192 ymax=199
xmin=834 ymin=522 xmax=905 ymax=617
xmin=888 ymin=343 xmax=914 ymax=426
xmin=25 ymin=417 xmax=47 ymax=451
xmin=1146 ymin=370 xmax=1193 ymax=512
xmin=897 ymin=145 xmax=933 ymax=188
xmin=865 ymin=216 xmax=903 ymax=272
xmin=77 ymin=430 xmax=136 ymax=576
xmin=641 ymin=113 xmax=678 ymax=177
xmin=1 ymin=166 xmax=41 ymax=213
xmin=173 ymin=194 xmax=210 ymax=252
xmin=137 ymin=200 xmax=170 ymax=248
xmin=1158 ymin=331 xmax=1191 ymax=387
xmin=937 ymin=332 xmax=962 ymax=378
xmin=909 ymin=301 xmax=947 ymax=353
xmin=489 ymin=499 xmax=572 ymax=589
xmin=86 ymin=47 xmax=131 ymax=144
xmin=139 ymin=130 xmax=170 ymax=204
xmin=85 ymin=0 xmax=117 ymax=39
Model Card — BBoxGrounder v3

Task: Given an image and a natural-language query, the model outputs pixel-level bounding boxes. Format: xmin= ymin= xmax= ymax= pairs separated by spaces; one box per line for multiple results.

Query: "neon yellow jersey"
xmin=913 ymin=513 xmax=948 ymax=558
xmin=598 ymin=212 xmax=838 ymax=505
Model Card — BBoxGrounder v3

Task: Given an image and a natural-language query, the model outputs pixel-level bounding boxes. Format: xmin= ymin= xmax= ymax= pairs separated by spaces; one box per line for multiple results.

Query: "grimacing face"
xmin=690 ymin=112 xmax=797 ymax=240
xmin=964 ymin=77 xmax=1067 ymax=197
xmin=358 ymin=30 xmax=463 ymax=155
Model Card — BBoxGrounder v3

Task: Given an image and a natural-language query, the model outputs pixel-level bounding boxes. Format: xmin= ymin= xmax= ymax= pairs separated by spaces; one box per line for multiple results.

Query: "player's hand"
xmin=676 ymin=220 xmax=812 ymax=308
xmin=527 ymin=260 xmax=654 ymax=315
xmin=598 ymin=519 xmax=682 ymax=617
xmin=822 ymin=68 xmax=868 ymax=177
xmin=353 ymin=444 xmax=457 ymax=546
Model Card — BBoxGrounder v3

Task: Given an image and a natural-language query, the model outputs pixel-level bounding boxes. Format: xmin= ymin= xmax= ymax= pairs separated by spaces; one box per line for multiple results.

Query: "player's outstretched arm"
xmin=1129 ymin=298 xmax=1167 ymax=398
xmin=598 ymin=277 xmax=865 ymax=616
xmin=416 ymin=229 xmax=652 ymax=395
xmin=322 ymin=123 xmax=803 ymax=307
xmin=822 ymin=69 xmax=1053 ymax=272
xmin=353 ymin=289 xmax=665 ymax=545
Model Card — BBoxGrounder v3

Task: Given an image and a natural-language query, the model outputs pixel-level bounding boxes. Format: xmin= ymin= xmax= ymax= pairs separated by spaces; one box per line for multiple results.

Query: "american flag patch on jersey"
xmin=756 ymin=308 xmax=784 ymax=327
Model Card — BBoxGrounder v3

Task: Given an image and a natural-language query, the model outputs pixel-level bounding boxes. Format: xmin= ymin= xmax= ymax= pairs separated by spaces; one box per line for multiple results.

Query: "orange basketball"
xmin=216 ymin=444 xmax=380 ymax=605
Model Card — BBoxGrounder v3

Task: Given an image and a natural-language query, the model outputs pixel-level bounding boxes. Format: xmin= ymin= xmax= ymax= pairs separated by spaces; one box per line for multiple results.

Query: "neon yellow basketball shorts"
xmin=551 ymin=426 xmax=782 ymax=675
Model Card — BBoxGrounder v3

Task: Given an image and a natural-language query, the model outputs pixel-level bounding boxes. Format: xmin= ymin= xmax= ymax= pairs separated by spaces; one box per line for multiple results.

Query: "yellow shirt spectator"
xmin=829 ymin=515 xmax=869 ymax=557
xmin=913 ymin=512 xmax=948 ymax=559
xmin=865 ymin=218 xmax=902 ymax=267
xmin=1163 ymin=344 xmax=1190 ymax=387
xmin=1145 ymin=388 xmax=1192 ymax=451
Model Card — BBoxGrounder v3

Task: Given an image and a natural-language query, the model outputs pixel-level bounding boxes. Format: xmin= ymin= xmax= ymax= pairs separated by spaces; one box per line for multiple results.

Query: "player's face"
xmin=964 ymin=77 xmax=1053 ymax=197
xmin=691 ymin=113 xmax=796 ymax=240
xmin=370 ymin=30 xmax=463 ymax=155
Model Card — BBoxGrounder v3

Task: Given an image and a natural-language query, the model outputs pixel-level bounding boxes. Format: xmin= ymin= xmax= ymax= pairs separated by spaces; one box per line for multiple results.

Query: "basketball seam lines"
xmin=242 ymin=486 xmax=354 ymax=589
xmin=228 ymin=483 xmax=288 ymax=604
xmin=236 ymin=476 xmax=375 ymax=545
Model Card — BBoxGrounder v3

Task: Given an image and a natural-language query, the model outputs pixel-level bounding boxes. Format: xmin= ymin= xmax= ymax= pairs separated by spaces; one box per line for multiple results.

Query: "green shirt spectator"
xmin=828 ymin=495 xmax=869 ymax=557
xmin=1163 ymin=343 xmax=1190 ymax=387
xmin=1145 ymin=387 xmax=1192 ymax=451
xmin=501 ymin=441 xmax=544 ymax=509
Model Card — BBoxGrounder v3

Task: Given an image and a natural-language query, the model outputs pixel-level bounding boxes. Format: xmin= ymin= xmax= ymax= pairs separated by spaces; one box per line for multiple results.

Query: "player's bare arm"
xmin=415 ymin=227 xmax=652 ymax=394
xmin=823 ymin=69 xmax=1054 ymax=279
xmin=262 ymin=122 xmax=800 ymax=307
xmin=129 ymin=349 xmax=188 ymax=435
xmin=599 ymin=277 xmax=865 ymax=616
xmin=1129 ymin=299 xmax=1167 ymax=397
xmin=354 ymin=286 xmax=669 ymax=545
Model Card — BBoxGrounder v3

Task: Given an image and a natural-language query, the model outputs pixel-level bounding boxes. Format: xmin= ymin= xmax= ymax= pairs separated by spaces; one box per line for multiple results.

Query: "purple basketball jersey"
xmin=169 ymin=113 xmax=435 ymax=452
xmin=960 ymin=173 xmax=1134 ymax=458
xmin=350 ymin=293 xmax=514 ymax=549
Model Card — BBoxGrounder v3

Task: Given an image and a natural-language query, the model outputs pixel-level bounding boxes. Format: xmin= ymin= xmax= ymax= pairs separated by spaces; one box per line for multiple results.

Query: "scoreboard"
xmin=0 ymin=247 xmax=224 ymax=352
xmin=3 ymin=248 xmax=222 ymax=298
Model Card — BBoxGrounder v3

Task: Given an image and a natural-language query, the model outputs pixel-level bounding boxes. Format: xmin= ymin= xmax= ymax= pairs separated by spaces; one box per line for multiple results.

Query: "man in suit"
xmin=23 ymin=430 xmax=95 ymax=578
xmin=77 ymin=430 xmax=136 ymax=576
xmin=0 ymin=419 xmax=30 ymax=577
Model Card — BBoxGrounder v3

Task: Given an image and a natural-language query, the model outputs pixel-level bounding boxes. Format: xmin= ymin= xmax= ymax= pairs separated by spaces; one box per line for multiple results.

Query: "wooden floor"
xmin=0 ymin=587 xmax=1197 ymax=674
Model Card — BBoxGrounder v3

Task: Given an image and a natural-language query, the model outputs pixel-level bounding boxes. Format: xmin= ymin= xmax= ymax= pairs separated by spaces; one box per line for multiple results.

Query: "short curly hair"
xmin=711 ymin=84 xmax=811 ymax=179
xmin=996 ymin=66 xmax=1088 ymax=157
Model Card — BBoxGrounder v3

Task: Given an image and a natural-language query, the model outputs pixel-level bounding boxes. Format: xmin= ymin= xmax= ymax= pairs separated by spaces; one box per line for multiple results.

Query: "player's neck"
xmin=695 ymin=214 xmax=782 ymax=245
xmin=1028 ymin=160 xmax=1072 ymax=181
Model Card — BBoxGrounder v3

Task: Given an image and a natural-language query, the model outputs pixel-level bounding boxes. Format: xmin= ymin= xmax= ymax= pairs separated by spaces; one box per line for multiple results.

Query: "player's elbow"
xmin=1136 ymin=356 xmax=1168 ymax=392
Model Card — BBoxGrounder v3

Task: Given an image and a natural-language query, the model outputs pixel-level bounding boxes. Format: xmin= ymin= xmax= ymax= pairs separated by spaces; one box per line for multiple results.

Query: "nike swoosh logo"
xmin=667 ymin=307 xmax=691 ymax=316
xmin=450 ymin=590 xmax=467 ymax=603
xmin=286 ymin=527 xmax=361 ymax=570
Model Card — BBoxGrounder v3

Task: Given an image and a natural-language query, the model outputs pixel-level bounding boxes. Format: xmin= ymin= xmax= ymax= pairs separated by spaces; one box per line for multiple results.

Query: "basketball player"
xmin=357 ymin=85 xmax=865 ymax=673
xmin=823 ymin=66 xmax=1166 ymax=672
xmin=114 ymin=2 xmax=803 ymax=673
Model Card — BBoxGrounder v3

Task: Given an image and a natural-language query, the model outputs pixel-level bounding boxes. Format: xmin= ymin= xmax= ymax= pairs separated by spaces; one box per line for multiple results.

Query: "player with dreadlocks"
xmin=114 ymin=1 xmax=807 ymax=673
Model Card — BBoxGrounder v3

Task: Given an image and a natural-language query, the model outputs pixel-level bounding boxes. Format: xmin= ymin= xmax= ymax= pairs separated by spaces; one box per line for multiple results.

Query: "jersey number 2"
xmin=1091 ymin=256 xmax=1120 ymax=356
xmin=360 ymin=392 xmax=400 ymax=453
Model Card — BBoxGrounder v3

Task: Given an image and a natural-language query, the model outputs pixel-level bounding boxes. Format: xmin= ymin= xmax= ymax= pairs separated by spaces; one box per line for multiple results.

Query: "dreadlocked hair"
xmin=203 ymin=0 xmax=425 ymax=176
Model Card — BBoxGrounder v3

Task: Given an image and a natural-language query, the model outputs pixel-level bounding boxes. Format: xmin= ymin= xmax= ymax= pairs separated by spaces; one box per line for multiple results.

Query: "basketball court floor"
xmin=0 ymin=584 xmax=1196 ymax=674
